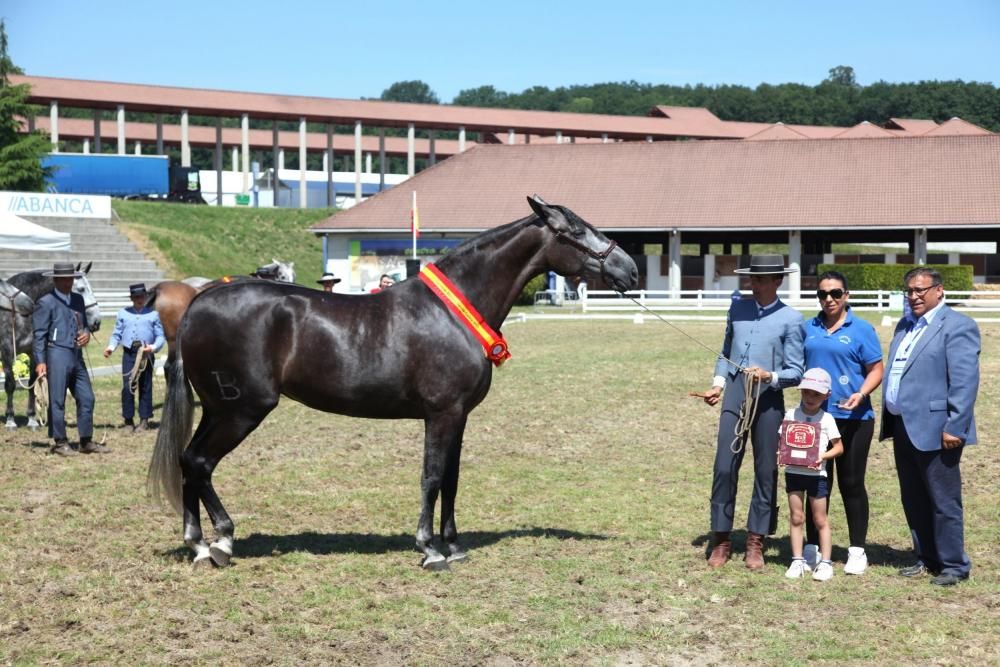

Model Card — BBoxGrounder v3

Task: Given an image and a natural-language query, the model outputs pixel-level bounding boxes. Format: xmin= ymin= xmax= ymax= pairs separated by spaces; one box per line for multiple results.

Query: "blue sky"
xmin=5 ymin=0 xmax=998 ymax=102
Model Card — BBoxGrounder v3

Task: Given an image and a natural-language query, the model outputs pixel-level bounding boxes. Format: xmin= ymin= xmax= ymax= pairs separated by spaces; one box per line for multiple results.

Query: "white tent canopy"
xmin=0 ymin=211 xmax=71 ymax=251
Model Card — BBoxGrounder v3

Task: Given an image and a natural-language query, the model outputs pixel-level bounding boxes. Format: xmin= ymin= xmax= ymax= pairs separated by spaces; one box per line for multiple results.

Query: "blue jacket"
xmin=106 ymin=306 xmax=166 ymax=353
xmin=879 ymin=304 xmax=979 ymax=450
xmin=32 ymin=290 xmax=89 ymax=361
xmin=714 ymin=297 xmax=804 ymax=390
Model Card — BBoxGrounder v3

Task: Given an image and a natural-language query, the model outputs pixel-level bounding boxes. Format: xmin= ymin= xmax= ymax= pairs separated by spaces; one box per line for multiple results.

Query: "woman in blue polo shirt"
xmin=801 ymin=270 xmax=884 ymax=575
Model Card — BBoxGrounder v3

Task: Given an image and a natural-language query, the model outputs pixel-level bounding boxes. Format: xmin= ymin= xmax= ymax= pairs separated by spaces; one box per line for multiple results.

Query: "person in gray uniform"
xmin=32 ymin=262 xmax=105 ymax=456
xmin=700 ymin=255 xmax=804 ymax=570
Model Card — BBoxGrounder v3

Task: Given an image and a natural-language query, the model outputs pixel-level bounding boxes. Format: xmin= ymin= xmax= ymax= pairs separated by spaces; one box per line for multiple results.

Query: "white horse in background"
xmin=181 ymin=258 xmax=296 ymax=289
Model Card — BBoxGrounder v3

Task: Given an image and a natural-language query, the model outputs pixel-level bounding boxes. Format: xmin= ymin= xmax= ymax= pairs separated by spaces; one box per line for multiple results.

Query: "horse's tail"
xmin=144 ymin=283 xmax=160 ymax=309
xmin=147 ymin=330 xmax=193 ymax=515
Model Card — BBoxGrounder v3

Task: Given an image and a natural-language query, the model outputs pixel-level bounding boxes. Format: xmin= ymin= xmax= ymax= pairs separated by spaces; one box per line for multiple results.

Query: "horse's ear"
xmin=83 ymin=261 xmax=92 ymax=275
xmin=527 ymin=195 xmax=570 ymax=233
xmin=75 ymin=262 xmax=81 ymax=272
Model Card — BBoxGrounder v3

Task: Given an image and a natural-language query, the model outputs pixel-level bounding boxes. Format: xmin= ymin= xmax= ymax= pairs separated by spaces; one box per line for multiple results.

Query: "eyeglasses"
xmin=816 ymin=289 xmax=845 ymax=300
xmin=904 ymin=284 xmax=941 ymax=298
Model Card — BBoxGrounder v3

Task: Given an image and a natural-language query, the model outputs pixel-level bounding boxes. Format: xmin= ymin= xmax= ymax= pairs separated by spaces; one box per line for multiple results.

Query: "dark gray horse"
xmin=3 ymin=263 xmax=101 ymax=429
xmin=0 ymin=279 xmax=36 ymax=429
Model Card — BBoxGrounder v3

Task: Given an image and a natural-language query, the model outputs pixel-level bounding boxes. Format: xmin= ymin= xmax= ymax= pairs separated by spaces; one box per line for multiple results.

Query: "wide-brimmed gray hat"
xmin=43 ymin=262 xmax=84 ymax=278
xmin=316 ymin=273 xmax=342 ymax=285
xmin=733 ymin=254 xmax=798 ymax=275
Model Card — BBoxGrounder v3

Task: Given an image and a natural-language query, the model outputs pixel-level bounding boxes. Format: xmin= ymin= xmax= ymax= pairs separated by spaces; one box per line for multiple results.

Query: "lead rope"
xmin=128 ymin=347 xmax=151 ymax=395
xmin=626 ymin=296 xmax=762 ymax=454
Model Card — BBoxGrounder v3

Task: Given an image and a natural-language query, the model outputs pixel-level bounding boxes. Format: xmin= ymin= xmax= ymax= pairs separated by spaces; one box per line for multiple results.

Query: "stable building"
xmin=310 ymin=132 xmax=1000 ymax=294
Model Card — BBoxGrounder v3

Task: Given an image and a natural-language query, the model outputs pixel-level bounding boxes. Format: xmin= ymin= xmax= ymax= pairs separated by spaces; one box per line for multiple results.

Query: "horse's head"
xmin=272 ymin=258 xmax=296 ymax=283
xmin=0 ymin=279 xmax=35 ymax=318
xmin=527 ymin=195 xmax=638 ymax=293
xmin=72 ymin=262 xmax=101 ymax=331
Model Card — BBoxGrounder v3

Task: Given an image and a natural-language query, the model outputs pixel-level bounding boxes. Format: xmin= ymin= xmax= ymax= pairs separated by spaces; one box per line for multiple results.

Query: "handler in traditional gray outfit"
xmin=32 ymin=262 xmax=105 ymax=456
xmin=700 ymin=255 xmax=804 ymax=569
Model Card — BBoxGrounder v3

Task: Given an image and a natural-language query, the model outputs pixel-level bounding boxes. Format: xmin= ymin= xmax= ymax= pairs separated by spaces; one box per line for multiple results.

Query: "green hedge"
xmin=817 ymin=264 xmax=973 ymax=291
xmin=518 ymin=274 xmax=548 ymax=305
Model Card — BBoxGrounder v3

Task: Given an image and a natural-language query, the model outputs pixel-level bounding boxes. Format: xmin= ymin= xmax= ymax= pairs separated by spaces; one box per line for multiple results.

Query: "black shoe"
xmin=134 ymin=418 xmax=149 ymax=432
xmin=80 ymin=438 xmax=110 ymax=454
xmin=51 ymin=440 xmax=78 ymax=457
xmin=899 ymin=563 xmax=929 ymax=578
xmin=123 ymin=418 xmax=135 ymax=429
xmin=930 ymin=573 xmax=967 ymax=586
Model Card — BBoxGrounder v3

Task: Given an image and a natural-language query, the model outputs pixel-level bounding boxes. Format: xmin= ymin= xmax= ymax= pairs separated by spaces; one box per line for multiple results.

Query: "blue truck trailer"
xmin=42 ymin=153 xmax=202 ymax=202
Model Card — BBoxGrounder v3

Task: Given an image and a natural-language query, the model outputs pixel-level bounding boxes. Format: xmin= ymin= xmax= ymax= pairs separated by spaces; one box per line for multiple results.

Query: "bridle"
xmin=552 ymin=228 xmax=619 ymax=290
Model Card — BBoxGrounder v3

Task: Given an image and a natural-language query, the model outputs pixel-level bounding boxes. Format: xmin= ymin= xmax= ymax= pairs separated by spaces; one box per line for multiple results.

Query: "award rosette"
xmin=778 ymin=420 xmax=821 ymax=468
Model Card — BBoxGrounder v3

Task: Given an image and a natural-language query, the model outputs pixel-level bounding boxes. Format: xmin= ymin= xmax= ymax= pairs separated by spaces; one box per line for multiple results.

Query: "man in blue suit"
xmin=702 ymin=255 xmax=804 ymax=569
xmin=880 ymin=267 xmax=979 ymax=586
xmin=32 ymin=262 xmax=103 ymax=456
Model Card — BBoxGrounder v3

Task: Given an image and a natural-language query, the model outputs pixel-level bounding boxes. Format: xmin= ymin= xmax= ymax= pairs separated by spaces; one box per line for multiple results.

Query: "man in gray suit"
xmin=32 ymin=262 xmax=104 ymax=456
xmin=880 ymin=267 xmax=979 ymax=586
xmin=702 ymin=255 xmax=804 ymax=569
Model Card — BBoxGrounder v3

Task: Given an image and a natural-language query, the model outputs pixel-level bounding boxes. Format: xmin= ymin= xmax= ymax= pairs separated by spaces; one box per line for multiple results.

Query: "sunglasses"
xmin=904 ymin=284 xmax=941 ymax=298
xmin=816 ymin=289 xmax=846 ymax=300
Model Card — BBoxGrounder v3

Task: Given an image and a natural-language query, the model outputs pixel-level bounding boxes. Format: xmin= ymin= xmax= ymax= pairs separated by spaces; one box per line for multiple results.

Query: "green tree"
xmin=0 ymin=20 xmax=51 ymax=191
xmin=380 ymin=80 xmax=439 ymax=105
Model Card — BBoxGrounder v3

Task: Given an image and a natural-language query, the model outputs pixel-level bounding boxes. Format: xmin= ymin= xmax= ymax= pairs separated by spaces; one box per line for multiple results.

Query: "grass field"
xmin=1 ymin=318 xmax=998 ymax=665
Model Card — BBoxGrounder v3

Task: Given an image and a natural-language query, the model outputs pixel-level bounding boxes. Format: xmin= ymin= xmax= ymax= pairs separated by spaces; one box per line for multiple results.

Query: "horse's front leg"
xmin=439 ymin=414 xmax=469 ymax=564
xmin=4 ymin=366 xmax=16 ymax=429
xmin=417 ymin=411 xmax=464 ymax=571
xmin=26 ymin=366 xmax=39 ymax=430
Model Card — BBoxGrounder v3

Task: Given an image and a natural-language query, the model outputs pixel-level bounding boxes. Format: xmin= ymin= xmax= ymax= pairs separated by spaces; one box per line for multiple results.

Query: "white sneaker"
xmin=803 ymin=544 xmax=820 ymax=568
xmin=844 ymin=546 xmax=868 ymax=575
xmin=785 ymin=558 xmax=810 ymax=579
xmin=812 ymin=561 xmax=834 ymax=581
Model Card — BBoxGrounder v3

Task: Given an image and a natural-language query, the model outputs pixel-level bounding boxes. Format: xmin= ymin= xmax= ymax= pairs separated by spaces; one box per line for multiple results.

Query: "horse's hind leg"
xmin=4 ymin=367 xmax=15 ymax=429
xmin=417 ymin=411 xmax=466 ymax=571
xmin=182 ymin=407 xmax=271 ymax=568
xmin=26 ymin=371 xmax=39 ymax=430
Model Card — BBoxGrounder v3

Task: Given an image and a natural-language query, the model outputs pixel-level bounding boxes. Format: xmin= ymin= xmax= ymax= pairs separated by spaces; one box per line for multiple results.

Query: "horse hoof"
xmin=27 ymin=419 xmax=39 ymax=431
xmin=192 ymin=554 xmax=215 ymax=570
xmin=4 ymin=423 xmax=15 ymax=430
xmin=421 ymin=554 xmax=450 ymax=571
xmin=209 ymin=542 xmax=232 ymax=567
xmin=446 ymin=550 xmax=469 ymax=564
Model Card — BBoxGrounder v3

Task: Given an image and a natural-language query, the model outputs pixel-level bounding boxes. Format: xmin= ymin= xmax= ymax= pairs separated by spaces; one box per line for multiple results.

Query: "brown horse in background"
xmin=145 ymin=281 xmax=198 ymax=364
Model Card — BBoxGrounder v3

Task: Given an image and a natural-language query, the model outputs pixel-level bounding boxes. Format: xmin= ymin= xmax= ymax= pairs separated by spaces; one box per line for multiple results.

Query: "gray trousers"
xmin=45 ymin=346 xmax=95 ymax=442
xmin=710 ymin=377 xmax=784 ymax=535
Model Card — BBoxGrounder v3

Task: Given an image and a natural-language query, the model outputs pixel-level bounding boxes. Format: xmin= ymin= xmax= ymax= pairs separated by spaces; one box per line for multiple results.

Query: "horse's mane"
xmin=444 ymin=214 xmax=540 ymax=260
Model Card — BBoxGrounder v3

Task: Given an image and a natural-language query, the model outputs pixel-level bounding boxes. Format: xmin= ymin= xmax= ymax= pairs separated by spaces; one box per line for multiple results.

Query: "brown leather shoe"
xmin=80 ymin=438 xmax=110 ymax=454
xmin=51 ymin=440 xmax=78 ymax=457
xmin=134 ymin=418 xmax=149 ymax=432
xmin=707 ymin=532 xmax=732 ymax=567
xmin=745 ymin=532 xmax=765 ymax=570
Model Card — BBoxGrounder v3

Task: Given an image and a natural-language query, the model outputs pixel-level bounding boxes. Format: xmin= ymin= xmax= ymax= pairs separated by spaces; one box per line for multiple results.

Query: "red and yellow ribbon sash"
xmin=418 ymin=264 xmax=511 ymax=367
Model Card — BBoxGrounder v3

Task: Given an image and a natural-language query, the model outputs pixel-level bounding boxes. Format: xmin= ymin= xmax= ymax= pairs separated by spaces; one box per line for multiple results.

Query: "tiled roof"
xmin=311 ymin=135 xmax=1000 ymax=233
xmin=923 ymin=117 xmax=992 ymax=136
xmin=832 ymin=121 xmax=896 ymax=139
xmin=887 ymin=118 xmax=940 ymax=134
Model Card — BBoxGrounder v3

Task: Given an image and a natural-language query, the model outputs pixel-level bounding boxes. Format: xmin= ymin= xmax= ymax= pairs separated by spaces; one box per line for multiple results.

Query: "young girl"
xmin=781 ymin=368 xmax=844 ymax=581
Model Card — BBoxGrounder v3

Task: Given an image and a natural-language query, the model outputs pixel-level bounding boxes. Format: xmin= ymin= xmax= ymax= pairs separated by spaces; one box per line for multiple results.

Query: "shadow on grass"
xmin=159 ymin=527 xmax=607 ymax=561
xmin=692 ymin=530 xmax=915 ymax=567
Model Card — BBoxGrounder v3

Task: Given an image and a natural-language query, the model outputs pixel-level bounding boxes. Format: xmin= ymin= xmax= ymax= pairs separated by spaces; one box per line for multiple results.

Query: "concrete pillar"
xmin=458 ymin=126 xmax=466 ymax=152
xmin=231 ymin=147 xmax=239 ymax=172
xmin=93 ymin=112 xmax=101 ymax=153
xmin=365 ymin=152 xmax=372 ymax=174
xmin=241 ymin=113 xmax=250 ymax=193
xmin=354 ymin=120 xmax=363 ymax=203
xmin=703 ymin=254 xmax=716 ymax=294
xmin=914 ymin=228 xmax=928 ymax=264
xmin=602 ymin=133 xmax=608 ymax=143
xmin=299 ymin=117 xmax=308 ymax=209
xmin=134 ymin=141 xmax=142 ymax=155
xmin=215 ymin=119 xmax=223 ymax=207
xmin=117 ymin=104 xmax=126 ymax=154
xmin=326 ymin=124 xmax=334 ymax=208
xmin=646 ymin=135 xmax=653 ymax=142
xmin=272 ymin=124 xmax=280 ymax=208
xmin=279 ymin=149 xmax=285 ymax=171
xmin=82 ymin=138 xmax=90 ymax=154
xmin=508 ymin=129 xmax=515 ymax=145
xmin=429 ymin=132 xmax=436 ymax=166
xmin=669 ymin=229 xmax=682 ymax=298
xmin=49 ymin=101 xmax=59 ymax=149
xmin=181 ymin=109 xmax=191 ymax=167
xmin=156 ymin=114 xmax=164 ymax=154
xmin=407 ymin=123 xmax=415 ymax=176
xmin=788 ymin=230 xmax=802 ymax=300
xmin=378 ymin=130 xmax=386 ymax=192
xmin=556 ymin=130 xmax=562 ymax=144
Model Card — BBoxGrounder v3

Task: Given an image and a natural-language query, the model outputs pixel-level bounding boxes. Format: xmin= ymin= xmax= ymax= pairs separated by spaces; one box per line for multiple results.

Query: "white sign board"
xmin=0 ymin=191 xmax=112 ymax=220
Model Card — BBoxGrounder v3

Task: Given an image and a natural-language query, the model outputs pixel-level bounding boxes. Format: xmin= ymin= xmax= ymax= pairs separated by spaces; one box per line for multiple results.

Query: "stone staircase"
xmin=0 ymin=217 xmax=165 ymax=316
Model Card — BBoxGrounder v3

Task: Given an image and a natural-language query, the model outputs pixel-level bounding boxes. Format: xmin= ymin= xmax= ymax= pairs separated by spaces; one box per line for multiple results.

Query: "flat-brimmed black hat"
xmin=733 ymin=254 xmax=798 ymax=275
xmin=316 ymin=273 xmax=342 ymax=285
xmin=43 ymin=262 xmax=84 ymax=278
xmin=129 ymin=283 xmax=148 ymax=297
